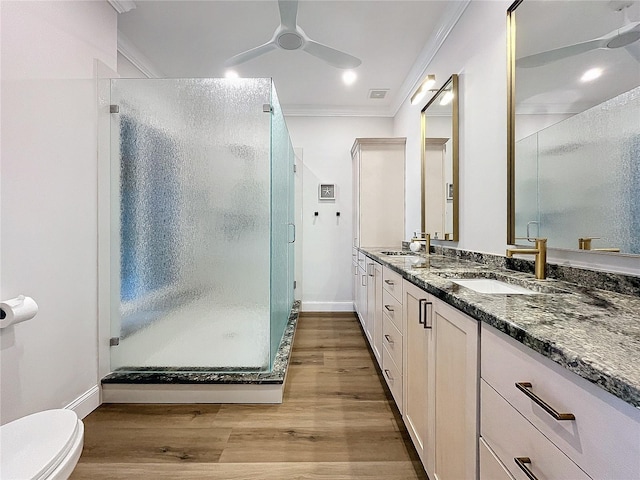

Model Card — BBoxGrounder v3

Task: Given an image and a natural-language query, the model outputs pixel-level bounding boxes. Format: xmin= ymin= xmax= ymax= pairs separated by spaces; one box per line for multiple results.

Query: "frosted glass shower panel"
xmin=536 ymin=87 xmax=640 ymax=253
xmin=514 ymin=133 xmax=539 ymax=239
xmin=269 ymin=83 xmax=295 ymax=369
xmin=110 ymin=78 xmax=273 ymax=371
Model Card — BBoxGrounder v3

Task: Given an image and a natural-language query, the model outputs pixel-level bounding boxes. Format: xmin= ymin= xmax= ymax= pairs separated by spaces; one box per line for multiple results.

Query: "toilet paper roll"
xmin=0 ymin=295 xmax=38 ymax=329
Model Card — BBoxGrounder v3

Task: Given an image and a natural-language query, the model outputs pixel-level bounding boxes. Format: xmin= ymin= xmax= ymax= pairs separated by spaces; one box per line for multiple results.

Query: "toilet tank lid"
xmin=1 ymin=409 xmax=81 ymax=480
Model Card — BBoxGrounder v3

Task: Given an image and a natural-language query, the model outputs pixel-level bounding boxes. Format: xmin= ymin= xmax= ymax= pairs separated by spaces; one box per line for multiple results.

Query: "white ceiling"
xmin=115 ymin=0 xmax=470 ymax=116
xmin=515 ymin=0 xmax=640 ymax=114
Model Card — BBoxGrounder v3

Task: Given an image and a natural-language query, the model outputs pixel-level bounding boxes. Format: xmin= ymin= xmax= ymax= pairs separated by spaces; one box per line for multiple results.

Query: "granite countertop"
xmin=359 ymin=247 xmax=640 ymax=409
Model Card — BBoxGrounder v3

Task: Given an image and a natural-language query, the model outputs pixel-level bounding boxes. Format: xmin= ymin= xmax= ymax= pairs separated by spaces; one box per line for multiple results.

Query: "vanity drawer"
xmin=382 ymin=266 xmax=402 ymax=301
xmin=382 ymin=289 xmax=403 ymax=333
xmin=382 ymin=345 xmax=403 ymax=411
xmin=481 ymin=380 xmax=590 ymax=480
xmin=482 ymin=324 xmax=640 ymax=480
xmin=479 ymin=437 xmax=514 ymax=480
xmin=357 ymin=250 xmax=366 ymax=267
xmin=382 ymin=316 xmax=402 ymax=373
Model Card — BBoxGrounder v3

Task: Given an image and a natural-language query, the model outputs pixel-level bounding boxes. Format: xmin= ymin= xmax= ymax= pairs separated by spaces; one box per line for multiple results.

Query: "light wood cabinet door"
xmin=351 ymin=138 xmax=406 ymax=248
xmin=432 ymin=299 xmax=479 ymax=480
xmin=356 ymin=265 xmax=367 ymax=328
xmin=365 ymin=260 xmax=376 ymax=343
xmin=372 ymin=262 xmax=383 ymax=365
xmin=402 ymin=280 xmax=433 ymax=472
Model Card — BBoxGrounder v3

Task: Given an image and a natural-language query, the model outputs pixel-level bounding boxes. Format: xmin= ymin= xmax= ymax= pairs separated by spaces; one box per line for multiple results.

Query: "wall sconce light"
xmin=410 ymin=74 xmax=436 ymax=105
xmin=439 ymin=90 xmax=454 ymax=106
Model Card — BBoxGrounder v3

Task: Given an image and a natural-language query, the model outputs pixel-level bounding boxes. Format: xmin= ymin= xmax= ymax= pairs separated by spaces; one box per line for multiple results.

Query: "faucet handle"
xmin=578 ymin=237 xmax=600 ymax=249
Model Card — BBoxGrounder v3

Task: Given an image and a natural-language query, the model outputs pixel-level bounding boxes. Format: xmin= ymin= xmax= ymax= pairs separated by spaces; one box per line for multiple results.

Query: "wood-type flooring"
xmin=71 ymin=313 xmax=427 ymax=479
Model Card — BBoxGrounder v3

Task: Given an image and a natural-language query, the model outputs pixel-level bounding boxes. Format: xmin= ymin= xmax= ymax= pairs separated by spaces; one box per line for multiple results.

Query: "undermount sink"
xmin=381 ymin=250 xmax=415 ymax=256
xmin=451 ymin=279 xmax=538 ymax=295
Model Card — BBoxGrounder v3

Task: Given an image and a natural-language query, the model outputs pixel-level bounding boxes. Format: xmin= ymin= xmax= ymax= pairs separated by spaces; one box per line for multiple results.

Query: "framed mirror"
xmin=507 ymin=0 xmax=640 ymax=256
xmin=421 ymin=74 xmax=459 ymax=241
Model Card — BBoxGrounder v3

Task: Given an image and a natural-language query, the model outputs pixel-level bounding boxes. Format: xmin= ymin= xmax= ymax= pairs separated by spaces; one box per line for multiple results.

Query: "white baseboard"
xmin=101 ymin=383 xmax=283 ymax=404
xmin=64 ymin=385 xmax=100 ymax=419
xmin=301 ymin=301 xmax=355 ymax=312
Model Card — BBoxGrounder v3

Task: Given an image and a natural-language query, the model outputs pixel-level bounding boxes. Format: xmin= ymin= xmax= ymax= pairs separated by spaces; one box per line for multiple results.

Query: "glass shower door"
xmin=110 ymin=78 xmax=274 ymax=372
xmin=269 ymin=83 xmax=295 ymax=369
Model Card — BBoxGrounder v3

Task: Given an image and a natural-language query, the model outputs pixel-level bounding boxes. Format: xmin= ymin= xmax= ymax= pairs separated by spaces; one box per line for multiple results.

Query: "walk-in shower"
xmin=107 ymin=78 xmax=295 ymax=376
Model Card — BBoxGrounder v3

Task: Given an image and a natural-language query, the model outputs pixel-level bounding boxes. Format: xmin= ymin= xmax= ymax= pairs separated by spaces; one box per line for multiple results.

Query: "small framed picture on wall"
xmin=319 ymin=184 xmax=336 ymax=200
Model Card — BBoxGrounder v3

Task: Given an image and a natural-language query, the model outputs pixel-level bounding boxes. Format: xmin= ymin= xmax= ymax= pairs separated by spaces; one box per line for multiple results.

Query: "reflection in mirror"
xmin=421 ymin=74 xmax=458 ymax=241
xmin=508 ymin=0 xmax=640 ymax=255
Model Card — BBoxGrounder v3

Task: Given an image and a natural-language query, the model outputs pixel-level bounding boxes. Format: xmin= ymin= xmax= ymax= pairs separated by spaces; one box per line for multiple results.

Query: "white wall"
xmin=395 ymin=0 xmax=511 ymax=255
xmin=1 ymin=1 xmax=117 ymax=423
xmin=285 ymin=116 xmax=394 ymax=311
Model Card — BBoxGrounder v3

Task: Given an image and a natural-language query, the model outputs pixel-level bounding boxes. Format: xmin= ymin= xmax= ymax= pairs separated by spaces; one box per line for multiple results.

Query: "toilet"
xmin=0 ymin=409 xmax=84 ymax=480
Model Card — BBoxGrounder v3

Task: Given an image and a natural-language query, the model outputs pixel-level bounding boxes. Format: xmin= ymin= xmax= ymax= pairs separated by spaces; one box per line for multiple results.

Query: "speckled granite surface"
xmin=361 ymin=248 xmax=640 ymax=409
xmin=102 ymin=300 xmax=300 ymax=385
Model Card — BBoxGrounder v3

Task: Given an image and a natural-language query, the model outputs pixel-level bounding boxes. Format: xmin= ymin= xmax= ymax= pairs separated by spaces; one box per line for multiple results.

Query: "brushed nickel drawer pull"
xmin=384 ymin=334 xmax=394 ymax=344
xmin=384 ymin=304 xmax=394 ymax=312
xmin=514 ymin=457 xmax=539 ymax=480
xmin=515 ymin=382 xmax=576 ymax=421
xmin=384 ymin=279 xmax=395 ymax=285
xmin=384 ymin=369 xmax=393 ymax=381
xmin=361 ymin=275 xmax=366 ymax=287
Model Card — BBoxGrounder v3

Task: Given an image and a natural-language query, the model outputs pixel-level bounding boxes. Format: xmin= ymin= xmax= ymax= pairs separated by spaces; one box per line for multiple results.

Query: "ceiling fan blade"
xmin=624 ymin=41 xmax=640 ymax=61
xmin=278 ymin=0 xmax=298 ymax=30
xmin=303 ymin=40 xmax=361 ymax=69
xmin=516 ymin=38 xmax=607 ymax=68
xmin=225 ymin=41 xmax=277 ymax=67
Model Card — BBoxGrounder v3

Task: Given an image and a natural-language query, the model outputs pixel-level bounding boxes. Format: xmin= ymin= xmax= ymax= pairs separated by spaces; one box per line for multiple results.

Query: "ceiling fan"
xmin=517 ymin=21 xmax=640 ymax=68
xmin=517 ymin=1 xmax=640 ymax=68
xmin=224 ymin=0 xmax=361 ymax=69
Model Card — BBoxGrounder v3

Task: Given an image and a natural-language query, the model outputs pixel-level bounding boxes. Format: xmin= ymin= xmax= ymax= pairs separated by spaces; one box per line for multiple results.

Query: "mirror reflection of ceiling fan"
xmin=517 ymin=1 xmax=640 ymax=68
xmin=225 ymin=0 xmax=361 ymax=69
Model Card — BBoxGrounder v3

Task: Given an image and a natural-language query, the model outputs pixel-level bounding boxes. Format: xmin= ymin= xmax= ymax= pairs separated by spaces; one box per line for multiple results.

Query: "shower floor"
xmin=111 ymin=292 xmax=270 ymax=372
xmin=102 ymin=301 xmax=300 ymax=396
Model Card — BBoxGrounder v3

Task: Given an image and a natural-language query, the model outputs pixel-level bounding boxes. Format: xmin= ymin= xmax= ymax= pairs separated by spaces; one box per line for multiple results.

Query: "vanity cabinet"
xmin=354 ymin=251 xmax=367 ymax=328
xmin=366 ymin=258 xmax=383 ymax=365
xmin=402 ymin=280 xmax=432 ymax=467
xmin=381 ymin=267 xmax=403 ymax=410
xmin=351 ymin=138 xmax=405 ymax=248
xmin=480 ymin=323 xmax=640 ymax=480
xmin=402 ymin=279 xmax=478 ymax=480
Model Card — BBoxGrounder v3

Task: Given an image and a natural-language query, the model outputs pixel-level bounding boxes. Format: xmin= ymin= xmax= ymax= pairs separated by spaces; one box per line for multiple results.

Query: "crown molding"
xmin=117 ymin=31 xmax=165 ymax=79
xmin=108 ymin=0 xmax=136 ymax=14
xmin=282 ymin=103 xmax=395 ymax=117
xmin=391 ymin=0 xmax=471 ymax=116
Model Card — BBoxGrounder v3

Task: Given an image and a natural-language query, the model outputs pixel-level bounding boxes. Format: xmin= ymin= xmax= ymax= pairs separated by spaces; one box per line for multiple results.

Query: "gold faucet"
xmin=578 ymin=237 xmax=620 ymax=253
xmin=411 ymin=232 xmax=431 ymax=254
xmin=506 ymin=238 xmax=547 ymax=280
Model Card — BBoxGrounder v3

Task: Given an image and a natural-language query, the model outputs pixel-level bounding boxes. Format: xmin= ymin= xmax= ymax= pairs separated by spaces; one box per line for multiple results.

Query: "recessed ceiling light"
xmin=343 ymin=70 xmax=357 ymax=85
xmin=225 ymin=70 xmax=239 ymax=79
xmin=581 ymin=68 xmax=602 ymax=82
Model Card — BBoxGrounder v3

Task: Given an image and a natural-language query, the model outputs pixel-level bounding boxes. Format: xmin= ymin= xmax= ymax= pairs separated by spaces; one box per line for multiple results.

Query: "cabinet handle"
xmin=423 ymin=301 xmax=432 ymax=329
xmin=361 ymin=275 xmax=366 ymax=286
xmin=384 ymin=334 xmax=393 ymax=344
xmin=514 ymin=457 xmax=539 ymax=480
xmin=384 ymin=369 xmax=393 ymax=382
xmin=384 ymin=279 xmax=395 ymax=286
xmin=515 ymin=382 xmax=576 ymax=421
xmin=418 ymin=299 xmax=426 ymax=325
xmin=419 ymin=299 xmax=432 ymax=329
xmin=384 ymin=304 xmax=394 ymax=312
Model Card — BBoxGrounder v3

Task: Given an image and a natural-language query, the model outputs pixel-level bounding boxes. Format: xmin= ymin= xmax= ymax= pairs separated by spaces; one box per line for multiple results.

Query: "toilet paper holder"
xmin=0 ymin=295 xmax=39 ymax=328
